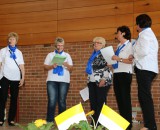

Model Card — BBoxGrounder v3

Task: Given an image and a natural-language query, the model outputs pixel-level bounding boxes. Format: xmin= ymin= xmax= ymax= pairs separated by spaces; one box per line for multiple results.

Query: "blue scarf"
xmin=53 ymin=50 xmax=64 ymax=76
xmin=8 ymin=45 xmax=17 ymax=60
xmin=85 ymin=50 xmax=100 ymax=75
xmin=112 ymin=44 xmax=125 ymax=69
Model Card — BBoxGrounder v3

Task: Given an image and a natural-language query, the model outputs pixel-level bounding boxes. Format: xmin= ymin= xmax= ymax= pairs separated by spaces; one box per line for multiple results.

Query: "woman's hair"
xmin=136 ymin=14 xmax=152 ymax=28
xmin=93 ymin=37 xmax=106 ymax=48
xmin=54 ymin=37 xmax=65 ymax=48
xmin=117 ymin=26 xmax=131 ymax=41
xmin=7 ymin=32 xmax=19 ymax=42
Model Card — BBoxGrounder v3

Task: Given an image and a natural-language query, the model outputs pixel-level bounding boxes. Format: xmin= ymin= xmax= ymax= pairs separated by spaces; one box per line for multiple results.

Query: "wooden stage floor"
xmin=0 ymin=122 xmax=159 ymax=130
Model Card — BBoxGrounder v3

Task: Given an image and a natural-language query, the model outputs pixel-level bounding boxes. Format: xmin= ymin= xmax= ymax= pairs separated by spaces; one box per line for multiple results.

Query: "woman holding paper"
xmin=112 ymin=26 xmax=133 ymax=130
xmin=44 ymin=37 xmax=73 ymax=122
xmin=86 ymin=37 xmax=112 ymax=125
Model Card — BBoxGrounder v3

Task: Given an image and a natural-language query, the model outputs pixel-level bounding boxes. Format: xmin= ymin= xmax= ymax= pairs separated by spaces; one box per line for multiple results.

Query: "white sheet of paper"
xmin=80 ymin=87 xmax=89 ymax=102
xmin=100 ymin=46 xmax=116 ymax=65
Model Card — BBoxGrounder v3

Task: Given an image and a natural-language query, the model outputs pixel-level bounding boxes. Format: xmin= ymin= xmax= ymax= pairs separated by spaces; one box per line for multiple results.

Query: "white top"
xmin=88 ymin=69 xmax=95 ymax=82
xmin=0 ymin=46 xmax=24 ymax=80
xmin=44 ymin=51 xmax=73 ymax=83
xmin=133 ymin=28 xmax=159 ymax=73
xmin=113 ymin=40 xmax=133 ymax=74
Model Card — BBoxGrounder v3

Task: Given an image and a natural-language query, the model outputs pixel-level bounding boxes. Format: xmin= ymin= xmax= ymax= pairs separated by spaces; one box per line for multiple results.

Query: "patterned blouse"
xmin=87 ymin=53 xmax=112 ymax=87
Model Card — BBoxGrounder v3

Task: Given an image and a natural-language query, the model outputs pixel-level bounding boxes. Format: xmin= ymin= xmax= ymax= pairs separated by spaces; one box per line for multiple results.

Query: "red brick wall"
xmin=4 ymin=38 xmax=160 ymax=124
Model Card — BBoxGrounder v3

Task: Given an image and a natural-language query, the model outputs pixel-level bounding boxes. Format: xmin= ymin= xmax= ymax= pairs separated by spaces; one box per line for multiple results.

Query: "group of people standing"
xmin=0 ymin=13 xmax=158 ymax=130
xmin=86 ymin=14 xmax=158 ymax=130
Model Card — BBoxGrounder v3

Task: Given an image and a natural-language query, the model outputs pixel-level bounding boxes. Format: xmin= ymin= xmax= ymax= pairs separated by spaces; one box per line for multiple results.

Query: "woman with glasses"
xmin=85 ymin=37 xmax=112 ymax=125
xmin=44 ymin=37 xmax=73 ymax=122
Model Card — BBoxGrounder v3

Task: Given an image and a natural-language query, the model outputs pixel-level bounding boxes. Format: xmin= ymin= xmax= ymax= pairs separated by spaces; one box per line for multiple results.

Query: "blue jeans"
xmin=46 ymin=81 xmax=69 ymax=122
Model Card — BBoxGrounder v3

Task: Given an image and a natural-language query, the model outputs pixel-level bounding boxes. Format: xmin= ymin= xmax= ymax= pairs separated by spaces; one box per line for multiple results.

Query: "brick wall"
xmin=5 ymin=38 xmax=160 ymax=124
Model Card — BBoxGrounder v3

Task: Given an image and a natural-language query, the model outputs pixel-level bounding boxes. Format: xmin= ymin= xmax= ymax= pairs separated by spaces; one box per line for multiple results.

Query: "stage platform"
xmin=0 ymin=122 xmax=159 ymax=130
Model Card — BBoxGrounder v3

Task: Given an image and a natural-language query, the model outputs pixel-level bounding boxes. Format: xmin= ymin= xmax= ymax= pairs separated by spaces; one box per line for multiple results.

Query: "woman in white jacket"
xmin=133 ymin=14 xmax=158 ymax=130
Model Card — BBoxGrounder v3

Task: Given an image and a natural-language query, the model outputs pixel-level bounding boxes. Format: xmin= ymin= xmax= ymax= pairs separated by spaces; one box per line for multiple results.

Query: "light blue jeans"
xmin=46 ymin=81 xmax=69 ymax=122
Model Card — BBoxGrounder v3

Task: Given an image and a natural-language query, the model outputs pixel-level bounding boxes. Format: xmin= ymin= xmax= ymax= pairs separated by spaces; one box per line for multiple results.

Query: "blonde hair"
xmin=54 ymin=37 xmax=65 ymax=48
xmin=93 ymin=37 xmax=106 ymax=48
xmin=7 ymin=32 xmax=19 ymax=42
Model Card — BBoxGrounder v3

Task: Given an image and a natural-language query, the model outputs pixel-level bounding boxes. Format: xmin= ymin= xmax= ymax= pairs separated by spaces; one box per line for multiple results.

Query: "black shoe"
xmin=8 ymin=122 xmax=15 ymax=126
xmin=150 ymin=126 xmax=157 ymax=130
xmin=0 ymin=122 xmax=4 ymax=126
xmin=126 ymin=124 xmax=132 ymax=130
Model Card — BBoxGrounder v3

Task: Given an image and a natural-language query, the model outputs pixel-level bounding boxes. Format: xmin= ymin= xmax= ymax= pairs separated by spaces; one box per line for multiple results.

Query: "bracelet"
xmin=120 ymin=58 xmax=123 ymax=62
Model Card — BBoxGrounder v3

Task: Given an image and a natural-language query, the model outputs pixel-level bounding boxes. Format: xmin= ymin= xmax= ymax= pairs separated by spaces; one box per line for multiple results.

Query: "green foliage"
xmin=67 ymin=120 xmax=108 ymax=130
xmin=17 ymin=122 xmax=55 ymax=130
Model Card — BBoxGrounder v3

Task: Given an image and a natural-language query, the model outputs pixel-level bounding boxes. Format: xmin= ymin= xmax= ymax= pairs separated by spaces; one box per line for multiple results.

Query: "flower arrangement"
xmin=17 ymin=119 xmax=55 ymax=130
xmin=68 ymin=110 xmax=108 ymax=130
xmin=18 ymin=110 xmax=108 ymax=130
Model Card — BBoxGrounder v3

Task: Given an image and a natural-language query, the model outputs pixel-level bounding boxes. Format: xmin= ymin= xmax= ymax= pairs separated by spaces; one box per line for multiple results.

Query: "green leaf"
xmin=39 ymin=125 xmax=45 ymax=130
xmin=78 ymin=121 xmax=92 ymax=130
xmin=68 ymin=121 xmax=92 ymax=130
xmin=96 ymin=125 xmax=109 ymax=130
xmin=17 ymin=122 xmax=55 ymax=130
xmin=16 ymin=124 xmax=26 ymax=129
xmin=27 ymin=123 xmax=39 ymax=130
xmin=44 ymin=122 xmax=54 ymax=130
xmin=68 ymin=123 xmax=81 ymax=130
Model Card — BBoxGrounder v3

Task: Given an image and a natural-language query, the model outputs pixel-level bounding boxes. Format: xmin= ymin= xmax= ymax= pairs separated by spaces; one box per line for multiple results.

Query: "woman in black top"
xmin=86 ymin=37 xmax=112 ymax=125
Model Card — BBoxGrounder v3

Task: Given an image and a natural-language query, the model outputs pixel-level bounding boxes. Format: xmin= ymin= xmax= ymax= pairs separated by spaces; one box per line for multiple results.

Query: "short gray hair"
xmin=93 ymin=37 xmax=106 ymax=48
xmin=54 ymin=37 xmax=65 ymax=47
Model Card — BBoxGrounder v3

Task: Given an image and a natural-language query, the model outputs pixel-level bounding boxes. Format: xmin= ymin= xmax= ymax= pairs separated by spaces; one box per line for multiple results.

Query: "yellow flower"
xmin=85 ymin=110 xmax=95 ymax=117
xmin=34 ymin=119 xmax=47 ymax=128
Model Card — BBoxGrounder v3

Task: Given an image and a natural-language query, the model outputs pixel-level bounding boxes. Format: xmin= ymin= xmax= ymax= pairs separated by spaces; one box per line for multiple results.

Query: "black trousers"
xmin=135 ymin=67 xmax=157 ymax=130
xmin=88 ymin=82 xmax=110 ymax=124
xmin=113 ymin=73 xmax=132 ymax=129
xmin=0 ymin=76 xmax=19 ymax=123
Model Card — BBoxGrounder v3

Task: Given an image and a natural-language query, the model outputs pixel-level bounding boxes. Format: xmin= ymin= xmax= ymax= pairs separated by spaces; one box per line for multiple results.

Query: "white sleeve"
xmin=44 ymin=53 xmax=52 ymax=65
xmin=18 ymin=51 xmax=25 ymax=65
xmin=65 ymin=53 xmax=73 ymax=66
xmin=0 ymin=49 xmax=2 ymax=63
xmin=126 ymin=43 xmax=133 ymax=57
xmin=135 ymin=35 xmax=150 ymax=58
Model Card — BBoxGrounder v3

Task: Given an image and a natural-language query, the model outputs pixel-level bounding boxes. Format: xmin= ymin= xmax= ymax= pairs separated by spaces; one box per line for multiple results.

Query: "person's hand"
xmin=107 ymin=64 xmax=113 ymax=69
xmin=19 ymin=79 xmax=25 ymax=87
xmin=112 ymin=55 xmax=119 ymax=61
xmin=52 ymin=63 xmax=58 ymax=68
xmin=128 ymin=55 xmax=134 ymax=61
xmin=63 ymin=62 xmax=68 ymax=67
xmin=63 ymin=62 xmax=73 ymax=72
xmin=99 ymin=79 xmax=106 ymax=87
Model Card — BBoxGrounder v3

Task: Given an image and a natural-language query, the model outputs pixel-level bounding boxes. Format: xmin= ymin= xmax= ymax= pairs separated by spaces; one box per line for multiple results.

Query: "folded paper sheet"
xmin=80 ymin=87 xmax=89 ymax=102
xmin=51 ymin=54 xmax=66 ymax=66
xmin=100 ymin=46 xmax=116 ymax=65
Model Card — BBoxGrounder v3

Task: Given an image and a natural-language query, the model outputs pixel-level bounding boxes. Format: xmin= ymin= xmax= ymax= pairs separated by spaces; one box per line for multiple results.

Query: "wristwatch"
xmin=120 ymin=58 xmax=123 ymax=62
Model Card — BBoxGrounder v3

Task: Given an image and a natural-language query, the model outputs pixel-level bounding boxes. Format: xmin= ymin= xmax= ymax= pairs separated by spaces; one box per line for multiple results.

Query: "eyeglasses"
xmin=92 ymin=42 xmax=102 ymax=45
xmin=57 ymin=44 xmax=64 ymax=47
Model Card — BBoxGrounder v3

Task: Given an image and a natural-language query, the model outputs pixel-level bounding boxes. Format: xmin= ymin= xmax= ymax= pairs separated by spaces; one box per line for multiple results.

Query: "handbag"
xmin=9 ymin=50 xmax=25 ymax=87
